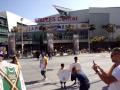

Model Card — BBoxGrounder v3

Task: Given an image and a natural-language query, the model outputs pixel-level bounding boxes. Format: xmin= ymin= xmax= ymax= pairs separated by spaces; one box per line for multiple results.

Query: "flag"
xmin=0 ymin=62 xmax=26 ymax=90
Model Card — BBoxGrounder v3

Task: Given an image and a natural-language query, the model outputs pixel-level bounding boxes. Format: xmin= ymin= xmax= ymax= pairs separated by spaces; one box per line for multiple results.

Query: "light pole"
xmin=88 ymin=29 xmax=90 ymax=53
xmin=88 ymin=24 xmax=96 ymax=53
xmin=20 ymin=18 xmax=24 ymax=57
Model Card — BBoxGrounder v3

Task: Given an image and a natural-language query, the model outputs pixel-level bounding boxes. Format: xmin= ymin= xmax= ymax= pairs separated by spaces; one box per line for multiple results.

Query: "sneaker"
xmin=61 ymin=86 xmax=64 ymax=89
xmin=71 ymin=82 xmax=76 ymax=86
xmin=64 ymin=85 xmax=67 ymax=89
xmin=42 ymin=77 xmax=47 ymax=81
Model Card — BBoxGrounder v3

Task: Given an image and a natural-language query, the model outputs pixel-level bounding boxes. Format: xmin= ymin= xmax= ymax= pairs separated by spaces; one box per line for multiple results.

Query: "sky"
xmin=0 ymin=0 xmax=120 ymax=21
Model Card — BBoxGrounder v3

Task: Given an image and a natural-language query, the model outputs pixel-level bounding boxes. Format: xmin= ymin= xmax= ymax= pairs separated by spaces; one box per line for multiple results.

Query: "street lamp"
xmin=88 ymin=29 xmax=90 ymax=53
xmin=20 ymin=18 xmax=24 ymax=57
xmin=88 ymin=24 xmax=96 ymax=53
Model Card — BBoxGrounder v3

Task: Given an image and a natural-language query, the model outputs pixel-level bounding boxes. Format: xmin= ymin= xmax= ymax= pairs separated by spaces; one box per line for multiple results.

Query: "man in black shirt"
xmin=72 ymin=67 xmax=90 ymax=90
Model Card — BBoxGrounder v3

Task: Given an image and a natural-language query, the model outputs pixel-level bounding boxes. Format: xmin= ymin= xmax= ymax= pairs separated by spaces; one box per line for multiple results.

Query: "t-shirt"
xmin=70 ymin=62 xmax=81 ymax=72
xmin=57 ymin=69 xmax=70 ymax=82
xmin=76 ymin=71 xmax=90 ymax=85
xmin=40 ymin=56 xmax=48 ymax=71
xmin=108 ymin=65 xmax=120 ymax=90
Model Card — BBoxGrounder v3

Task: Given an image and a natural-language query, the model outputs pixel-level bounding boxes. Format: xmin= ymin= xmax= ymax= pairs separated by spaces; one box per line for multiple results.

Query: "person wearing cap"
xmin=70 ymin=56 xmax=81 ymax=85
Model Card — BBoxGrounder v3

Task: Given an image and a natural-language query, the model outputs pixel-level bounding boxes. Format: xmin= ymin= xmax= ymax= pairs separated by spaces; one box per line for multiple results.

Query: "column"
xmin=8 ymin=33 xmax=16 ymax=57
xmin=47 ymin=33 xmax=54 ymax=52
xmin=73 ymin=34 xmax=79 ymax=54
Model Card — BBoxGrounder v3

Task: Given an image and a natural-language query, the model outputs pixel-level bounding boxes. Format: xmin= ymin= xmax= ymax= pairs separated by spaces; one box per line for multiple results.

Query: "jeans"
xmin=41 ymin=70 xmax=46 ymax=78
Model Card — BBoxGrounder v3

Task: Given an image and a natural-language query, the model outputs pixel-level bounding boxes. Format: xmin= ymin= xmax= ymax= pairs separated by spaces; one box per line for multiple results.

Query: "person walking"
xmin=10 ymin=55 xmax=22 ymax=69
xmin=36 ymin=51 xmax=40 ymax=60
xmin=40 ymin=54 xmax=48 ymax=80
xmin=70 ymin=56 xmax=81 ymax=85
xmin=93 ymin=47 xmax=120 ymax=90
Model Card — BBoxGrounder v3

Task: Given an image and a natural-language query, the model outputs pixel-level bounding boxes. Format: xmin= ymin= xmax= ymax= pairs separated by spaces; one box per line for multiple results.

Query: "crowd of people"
xmin=39 ymin=47 xmax=120 ymax=90
xmin=39 ymin=53 xmax=90 ymax=90
xmin=0 ymin=47 xmax=120 ymax=90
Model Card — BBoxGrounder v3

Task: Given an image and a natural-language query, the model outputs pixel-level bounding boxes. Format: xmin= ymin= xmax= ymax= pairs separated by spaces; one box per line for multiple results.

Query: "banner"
xmin=47 ymin=33 xmax=54 ymax=52
xmin=73 ymin=34 xmax=79 ymax=54
xmin=0 ymin=62 xmax=26 ymax=90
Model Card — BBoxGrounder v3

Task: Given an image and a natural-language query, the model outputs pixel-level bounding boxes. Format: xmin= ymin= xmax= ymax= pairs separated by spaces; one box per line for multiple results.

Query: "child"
xmin=57 ymin=63 xmax=68 ymax=88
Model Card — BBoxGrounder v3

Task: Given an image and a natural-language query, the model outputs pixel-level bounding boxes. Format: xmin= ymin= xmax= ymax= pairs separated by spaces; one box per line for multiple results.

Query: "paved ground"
xmin=19 ymin=52 xmax=112 ymax=90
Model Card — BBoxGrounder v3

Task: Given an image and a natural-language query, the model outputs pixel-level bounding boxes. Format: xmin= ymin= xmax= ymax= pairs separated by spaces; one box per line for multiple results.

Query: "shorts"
xmin=71 ymin=73 xmax=77 ymax=81
xmin=79 ymin=84 xmax=90 ymax=90
xmin=41 ymin=70 xmax=46 ymax=76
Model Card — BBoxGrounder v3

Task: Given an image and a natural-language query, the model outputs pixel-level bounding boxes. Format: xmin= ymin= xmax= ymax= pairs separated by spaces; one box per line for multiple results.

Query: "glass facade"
xmin=0 ymin=17 xmax=8 ymax=44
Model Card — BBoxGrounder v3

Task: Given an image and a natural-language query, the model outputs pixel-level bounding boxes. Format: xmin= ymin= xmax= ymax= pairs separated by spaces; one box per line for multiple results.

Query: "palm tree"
xmin=66 ymin=24 xmax=73 ymax=32
xmin=89 ymin=24 xmax=96 ymax=31
xmin=88 ymin=24 xmax=96 ymax=52
xmin=11 ymin=26 xmax=21 ymax=33
xmin=91 ymin=36 xmax=106 ymax=43
xmin=104 ymin=24 xmax=115 ymax=41
xmin=103 ymin=24 xmax=116 ymax=48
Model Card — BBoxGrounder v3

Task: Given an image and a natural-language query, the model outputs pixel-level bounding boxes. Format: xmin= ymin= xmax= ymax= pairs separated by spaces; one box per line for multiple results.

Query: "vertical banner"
xmin=73 ymin=34 xmax=79 ymax=54
xmin=47 ymin=33 xmax=54 ymax=52
xmin=0 ymin=63 xmax=26 ymax=90
xmin=8 ymin=33 xmax=16 ymax=57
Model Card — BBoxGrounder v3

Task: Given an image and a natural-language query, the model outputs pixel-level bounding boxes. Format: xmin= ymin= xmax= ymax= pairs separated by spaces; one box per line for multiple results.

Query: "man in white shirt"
xmin=93 ymin=47 xmax=120 ymax=90
xmin=70 ymin=56 xmax=81 ymax=85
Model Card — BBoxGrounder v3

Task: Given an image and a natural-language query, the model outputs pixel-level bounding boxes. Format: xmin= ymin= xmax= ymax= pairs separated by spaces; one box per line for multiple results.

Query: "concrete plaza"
xmin=20 ymin=52 xmax=112 ymax=90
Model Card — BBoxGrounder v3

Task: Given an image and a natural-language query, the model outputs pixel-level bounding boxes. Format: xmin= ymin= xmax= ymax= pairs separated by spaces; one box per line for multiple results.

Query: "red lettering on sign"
xmin=35 ymin=16 xmax=78 ymax=23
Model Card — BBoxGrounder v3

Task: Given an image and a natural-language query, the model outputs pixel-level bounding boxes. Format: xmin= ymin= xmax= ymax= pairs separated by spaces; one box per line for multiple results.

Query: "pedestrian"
xmin=92 ymin=47 xmax=120 ymax=90
xmin=48 ymin=52 xmax=52 ymax=60
xmin=0 ymin=51 xmax=7 ymax=64
xmin=36 ymin=51 xmax=40 ymax=60
xmin=72 ymin=67 xmax=90 ymax=90
xmin=70 ymin=56 xmax=81 ymax=85
xmin=57 ymin=63 xmax=67 ymax=88
xmin=10 ymin=55 xmax=22 ymax=69
xmin=40 ymin=54 xmax=48 ymax=80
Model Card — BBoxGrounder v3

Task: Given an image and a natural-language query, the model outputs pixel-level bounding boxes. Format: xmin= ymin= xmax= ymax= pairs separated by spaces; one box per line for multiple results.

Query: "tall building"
xmin=1 ymin=7 xmax=120 ymax=54
xmin=0 ymin=11 xmax=36 ymax=55
xmin=0 ymin=15 xmax=8 ymax=45
xmin=30 ymin=6 xmax=120 ymax=53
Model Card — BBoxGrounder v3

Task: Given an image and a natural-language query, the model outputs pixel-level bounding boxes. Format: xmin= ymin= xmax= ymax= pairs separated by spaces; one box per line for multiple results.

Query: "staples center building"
xmin=27 ymin=6 xmax=120 ymax=53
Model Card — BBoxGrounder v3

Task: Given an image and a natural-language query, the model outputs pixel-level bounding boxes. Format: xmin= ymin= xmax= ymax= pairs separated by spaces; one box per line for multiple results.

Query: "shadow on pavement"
xmin=47 ymin=69 xmax=54 ymax=71
xmin=102 ymin=86 xmax=108 ymax=90
xmin=43 ymin=82 xmax=58 ymax=85
xmin=54 ymin=85 xmax=79 ymax=90
xmin=25 ymin=80 xmax=42 ymax=85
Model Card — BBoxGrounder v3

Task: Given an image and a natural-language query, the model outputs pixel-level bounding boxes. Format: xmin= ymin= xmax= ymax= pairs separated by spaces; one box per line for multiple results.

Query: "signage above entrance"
xmin=35 ymin=16 xmax=78 ymax=23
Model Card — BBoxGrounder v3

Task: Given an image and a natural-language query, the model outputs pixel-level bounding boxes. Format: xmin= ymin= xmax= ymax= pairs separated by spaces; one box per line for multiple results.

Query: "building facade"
xmin=0 ymin=16 xmax=8 ymax=45
xmin=0 ymin=11 xmax=36 ymax=55
xmin=1 ymin=7 xmax=120 ymax=55
xmin=27 ymin=7 xmax=120 ymax=53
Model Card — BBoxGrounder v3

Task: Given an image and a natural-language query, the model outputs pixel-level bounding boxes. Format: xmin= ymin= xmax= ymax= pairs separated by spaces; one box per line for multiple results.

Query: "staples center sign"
xmin=35 ymin=16 xmax=78 ymax=23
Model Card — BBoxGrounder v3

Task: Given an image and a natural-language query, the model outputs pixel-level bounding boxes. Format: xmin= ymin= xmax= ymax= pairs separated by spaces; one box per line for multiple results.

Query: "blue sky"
xmin=0 ymin=0 xmax=120 ymax=20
